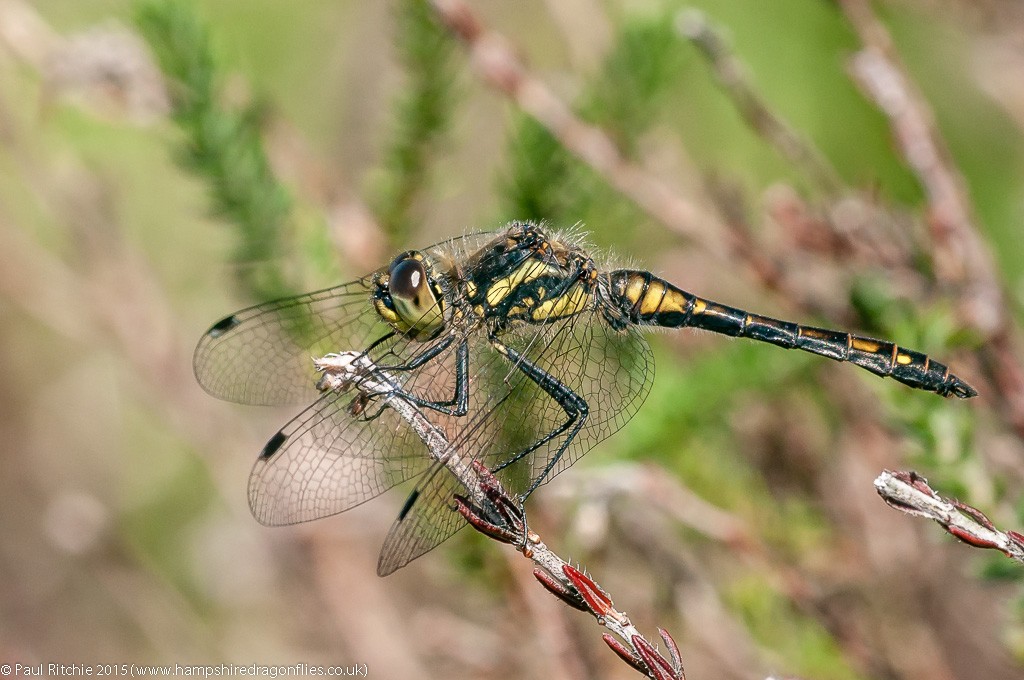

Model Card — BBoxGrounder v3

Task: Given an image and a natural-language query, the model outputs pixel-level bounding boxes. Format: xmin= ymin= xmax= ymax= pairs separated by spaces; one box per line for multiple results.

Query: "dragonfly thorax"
xmin=463 ymin=225 xmax=601 ymax=332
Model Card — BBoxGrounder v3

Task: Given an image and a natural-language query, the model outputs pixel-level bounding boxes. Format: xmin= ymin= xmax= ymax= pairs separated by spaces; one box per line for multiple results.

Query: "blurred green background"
xmin=2 ymin=1 xmax=1024 ymax=678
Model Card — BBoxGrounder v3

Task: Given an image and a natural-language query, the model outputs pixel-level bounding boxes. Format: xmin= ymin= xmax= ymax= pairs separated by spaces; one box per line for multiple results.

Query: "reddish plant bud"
xmin=533 ymin=568 xmax=588 ymax=612
xmin=947 ymin=524 xmax=1001 ymax=550
xmin=602 ymin=634 xmax=646 ymax=675
xmin=563 ymin=564 xmax=613 ymax=617
xmin=634 ymin=633 xmax=683 ymax=680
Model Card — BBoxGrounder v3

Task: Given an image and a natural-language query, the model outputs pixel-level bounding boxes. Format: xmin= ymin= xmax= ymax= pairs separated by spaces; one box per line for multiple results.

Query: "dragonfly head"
xmin=373 ymin=251 xmax=446 ymax=340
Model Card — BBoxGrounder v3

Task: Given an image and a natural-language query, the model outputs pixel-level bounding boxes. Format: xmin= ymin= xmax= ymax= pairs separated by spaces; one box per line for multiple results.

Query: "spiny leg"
xmin=357 ymin=336 xmax=470 ymax=417
xmin=487 ymin=335 xmax=590 ymax=498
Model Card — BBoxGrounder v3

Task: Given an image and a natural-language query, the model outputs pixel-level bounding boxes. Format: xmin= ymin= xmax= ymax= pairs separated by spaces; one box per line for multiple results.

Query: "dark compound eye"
xmin=385 ymin=255 xmax=444 ymax=338
xmin=389 ymin=258 xmax=428 ymax=307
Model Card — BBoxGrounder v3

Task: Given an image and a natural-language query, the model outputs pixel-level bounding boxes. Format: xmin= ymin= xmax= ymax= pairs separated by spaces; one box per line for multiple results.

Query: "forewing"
xmin=194 ymin=278 xmax=388 ymax=406
xmin=193 ymin=231 xmax=501 ymax=407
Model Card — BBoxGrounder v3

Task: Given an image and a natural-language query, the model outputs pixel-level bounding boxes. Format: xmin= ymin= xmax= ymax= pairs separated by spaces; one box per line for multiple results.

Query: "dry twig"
xmin=840 ymin=0 xmax=997 ymax=299
xmin=875 ymin=470 xmax=1024 ymax=564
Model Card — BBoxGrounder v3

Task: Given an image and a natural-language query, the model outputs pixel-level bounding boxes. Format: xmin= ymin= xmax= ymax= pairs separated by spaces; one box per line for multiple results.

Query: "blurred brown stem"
xmin=428 ymin=0 xmax=728 ymax=258
xmin=676 ymin=8 xmax=844 ymax=195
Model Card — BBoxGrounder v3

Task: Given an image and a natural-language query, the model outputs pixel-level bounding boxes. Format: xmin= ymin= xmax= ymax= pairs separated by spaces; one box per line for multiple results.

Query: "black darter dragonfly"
xmin=194 ymin=222 xmax=976 ymax=575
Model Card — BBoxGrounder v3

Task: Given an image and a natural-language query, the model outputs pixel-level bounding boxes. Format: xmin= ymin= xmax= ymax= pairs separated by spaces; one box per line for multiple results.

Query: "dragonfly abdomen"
xmin=606 ymin=270 xmax=976 ymax=398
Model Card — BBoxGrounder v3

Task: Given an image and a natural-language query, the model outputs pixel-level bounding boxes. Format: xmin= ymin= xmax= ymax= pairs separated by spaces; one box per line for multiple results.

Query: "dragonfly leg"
xmin=487 ymin=336 xmax=589 ymax=498
xmin=360 ymin=337 xmax=470 ymax=417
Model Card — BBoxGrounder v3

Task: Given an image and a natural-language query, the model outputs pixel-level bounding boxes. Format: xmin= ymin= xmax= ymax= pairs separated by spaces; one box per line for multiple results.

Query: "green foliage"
xmin=849 ymin=277 xmax=979 ymax=492
xmin=579 ymin=14 xmax=687 ymax=155
xmin=620 ymin=343 xmax=795 ymax=505
xmin=370 ymin=0 xmax=459 ymax=244
xmin=501 ymin=13 xmax=685 ymax=228
xmin=502 ymin=116 xmax=573 ymax=224
xmin=725 ymin=575 xmax=866 ymax=680
xmin=119 ymin=454 xmax=219 ymax=611
xmin=136 ymin=0 xmax=294 ymax=302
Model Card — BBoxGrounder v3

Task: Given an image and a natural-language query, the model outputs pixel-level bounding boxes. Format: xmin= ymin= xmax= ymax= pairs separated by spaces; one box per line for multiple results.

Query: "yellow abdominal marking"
xmin=623 ymin=275 xmax=646 ymax=306
xmin=531 ymin=285 xmax=592 ymax=320
xmin=639 ymin=282 xmax=668 ymax=316
xmin=851 ymin=337 xmax=881 ymax=353
xmin=486 ymin=258 xmax=553 ymax=307
xmin=896 ymin=352 xmax=913 ymax=365
xmin=657 ymin=289 xmax=689 ymax=315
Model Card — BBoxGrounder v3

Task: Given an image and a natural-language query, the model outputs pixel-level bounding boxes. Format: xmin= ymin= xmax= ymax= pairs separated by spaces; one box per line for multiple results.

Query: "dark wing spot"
xmin=208 ymin=314 xmax=240 ymax=338
xmin=260 ymin=430 xmax=288 ymax=459
xmin=398 ymin=488 xmax=420 ymax=520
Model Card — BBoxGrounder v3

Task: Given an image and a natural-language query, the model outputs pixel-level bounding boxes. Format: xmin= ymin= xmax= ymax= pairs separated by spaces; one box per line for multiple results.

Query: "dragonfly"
xmin=194 ymin=222 xmax=976 ymax=575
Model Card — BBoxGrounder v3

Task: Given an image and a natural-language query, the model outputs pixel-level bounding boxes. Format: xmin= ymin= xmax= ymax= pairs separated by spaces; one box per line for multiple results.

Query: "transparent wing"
xmin=248 ymin=330 xmax=466 ymax=525
xmin=377 ymin=310 xmax=654 ymax=574
xmin=193 ymin=231 xmax=501 ymax=407
xmin=193 ymin=278 xmax=388 ymax=406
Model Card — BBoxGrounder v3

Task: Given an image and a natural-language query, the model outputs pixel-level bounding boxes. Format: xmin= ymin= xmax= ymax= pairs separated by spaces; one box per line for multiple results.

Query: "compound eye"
xmin=387 ymin=256 xmax=443 ymax=337
xmin=389 ymin=258 xmax=428 ymax=305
